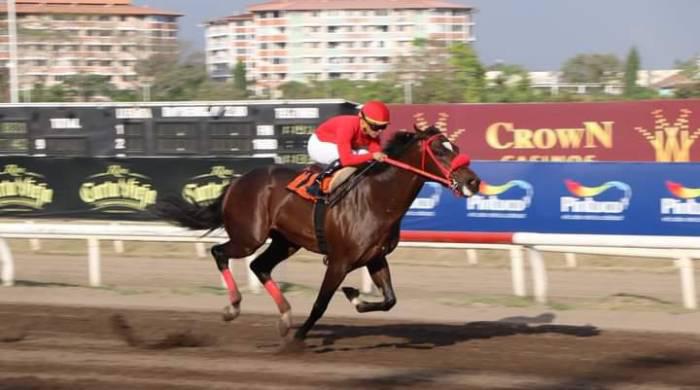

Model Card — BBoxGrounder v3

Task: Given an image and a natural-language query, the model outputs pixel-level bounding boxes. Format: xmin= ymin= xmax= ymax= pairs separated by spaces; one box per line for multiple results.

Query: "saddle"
xmin=286 ymin=165 xmax=357 ymax=203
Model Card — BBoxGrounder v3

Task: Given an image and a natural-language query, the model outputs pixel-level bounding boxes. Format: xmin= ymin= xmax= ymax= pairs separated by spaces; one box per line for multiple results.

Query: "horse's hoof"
xmin=277 ymin=310 xmax=292 ymax=337
xmin=277 ymin=338 xmax=306 ymax=354
xmin=222 ymin=303 xmax=240 ymax=322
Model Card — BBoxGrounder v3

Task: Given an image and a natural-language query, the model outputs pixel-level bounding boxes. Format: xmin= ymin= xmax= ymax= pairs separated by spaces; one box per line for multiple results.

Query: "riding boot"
xmin=307 ymin=159 xmax=341 ymax=197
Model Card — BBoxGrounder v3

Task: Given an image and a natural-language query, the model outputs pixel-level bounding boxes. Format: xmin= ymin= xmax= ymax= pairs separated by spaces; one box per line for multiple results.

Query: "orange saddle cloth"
xmin=286 ymin=166 xmax=332 ymax=202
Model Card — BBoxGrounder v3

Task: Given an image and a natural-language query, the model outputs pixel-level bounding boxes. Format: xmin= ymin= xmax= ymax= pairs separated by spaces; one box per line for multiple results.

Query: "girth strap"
xmin=313 ymin=200 xmax=329 ymax=255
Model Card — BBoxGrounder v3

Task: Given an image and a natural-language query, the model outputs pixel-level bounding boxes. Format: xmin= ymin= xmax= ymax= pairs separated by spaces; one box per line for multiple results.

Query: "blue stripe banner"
xmin=401 ymin=162 xmax=700 ymax=236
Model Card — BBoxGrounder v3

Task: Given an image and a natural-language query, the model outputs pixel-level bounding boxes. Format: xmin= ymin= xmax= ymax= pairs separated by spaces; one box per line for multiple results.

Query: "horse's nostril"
xmin=470 ymin=178 xmax=481 ymax=190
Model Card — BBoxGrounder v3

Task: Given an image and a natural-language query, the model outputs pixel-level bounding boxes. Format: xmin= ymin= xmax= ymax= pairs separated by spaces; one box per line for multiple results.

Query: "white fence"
xmin=0 ymin=222 xmax=697 ymax=309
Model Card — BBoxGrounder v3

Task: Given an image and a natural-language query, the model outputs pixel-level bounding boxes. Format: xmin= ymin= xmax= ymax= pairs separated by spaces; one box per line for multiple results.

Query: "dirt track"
xmin=2 ymin=241 xmax=700 ymax=388
xmin=1 ymin=303 xmax=700 ymax=389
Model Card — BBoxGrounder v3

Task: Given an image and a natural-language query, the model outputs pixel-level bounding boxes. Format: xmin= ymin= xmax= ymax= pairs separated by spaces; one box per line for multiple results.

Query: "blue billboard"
xmin=401 ymin=162 xmax=700 ymax=236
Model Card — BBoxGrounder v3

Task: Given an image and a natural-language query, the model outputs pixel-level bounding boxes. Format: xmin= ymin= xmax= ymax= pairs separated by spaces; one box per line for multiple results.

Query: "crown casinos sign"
xmin=388 ymin=100 xmax=700 ymax=162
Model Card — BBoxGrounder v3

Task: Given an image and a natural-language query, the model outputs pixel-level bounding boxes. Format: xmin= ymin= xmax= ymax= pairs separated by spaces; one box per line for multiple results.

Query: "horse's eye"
xmin=442 ymin=142 xmax=454 ymax=152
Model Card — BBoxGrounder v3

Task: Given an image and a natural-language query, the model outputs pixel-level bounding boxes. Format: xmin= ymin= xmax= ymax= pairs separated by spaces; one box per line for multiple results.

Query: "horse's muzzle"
xmin=453 ymin=177 xmax=480 ymax=197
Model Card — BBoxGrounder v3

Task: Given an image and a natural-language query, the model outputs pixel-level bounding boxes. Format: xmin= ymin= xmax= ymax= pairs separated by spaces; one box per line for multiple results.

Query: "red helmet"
xmin=360 ymin=100 xmax=390 ymax=125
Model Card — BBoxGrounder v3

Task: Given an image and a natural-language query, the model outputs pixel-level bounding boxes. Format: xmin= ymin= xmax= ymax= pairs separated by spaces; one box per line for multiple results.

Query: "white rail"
xmin=0 ymin=222 xmax=696 ymax=309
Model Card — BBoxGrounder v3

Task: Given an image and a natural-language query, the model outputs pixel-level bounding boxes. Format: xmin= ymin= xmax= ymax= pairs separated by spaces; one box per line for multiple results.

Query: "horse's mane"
xmin=365 ymin=126 xmax=443 ymax=175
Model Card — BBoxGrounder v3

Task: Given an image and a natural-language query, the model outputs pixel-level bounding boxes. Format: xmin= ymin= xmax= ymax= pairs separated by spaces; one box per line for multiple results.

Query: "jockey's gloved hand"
xmin=373 ymin=152 xmax=387 ymax=162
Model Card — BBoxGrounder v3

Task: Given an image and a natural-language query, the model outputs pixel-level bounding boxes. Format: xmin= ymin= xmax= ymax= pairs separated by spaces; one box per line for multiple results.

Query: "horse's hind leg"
xmin=250 ymin=233 xmax=300 ymax=336
xmin=211 ymin=241 xmax=251 ymax=322
xmin=342 ymin=256 xmax=396 ymax=313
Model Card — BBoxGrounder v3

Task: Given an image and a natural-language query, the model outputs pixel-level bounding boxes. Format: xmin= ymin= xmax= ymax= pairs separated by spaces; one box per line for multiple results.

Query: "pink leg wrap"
xmin=264 ymin=280 xmax=285 ymax=308
xmin=221 ymin=269 xmax=239 ymax=302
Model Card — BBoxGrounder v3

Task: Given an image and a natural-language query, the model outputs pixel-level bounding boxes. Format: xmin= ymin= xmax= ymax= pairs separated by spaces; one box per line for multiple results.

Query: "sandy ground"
xmin=1 ymin=239 xmax=700 ymax=389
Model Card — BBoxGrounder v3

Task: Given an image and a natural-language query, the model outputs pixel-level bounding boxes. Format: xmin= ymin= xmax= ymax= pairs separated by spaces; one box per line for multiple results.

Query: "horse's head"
xmin=411 ymin=124 xmax=481 ymax=197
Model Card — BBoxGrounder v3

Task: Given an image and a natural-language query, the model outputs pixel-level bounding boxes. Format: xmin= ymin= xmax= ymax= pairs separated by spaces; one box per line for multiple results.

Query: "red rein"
xmin=383 ymin=135 xmax=471 ymax=190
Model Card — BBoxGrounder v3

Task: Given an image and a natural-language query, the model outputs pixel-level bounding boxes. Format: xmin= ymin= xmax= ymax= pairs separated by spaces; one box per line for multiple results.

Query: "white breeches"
xmin=307 ymin=134 xmax=367 ymax=165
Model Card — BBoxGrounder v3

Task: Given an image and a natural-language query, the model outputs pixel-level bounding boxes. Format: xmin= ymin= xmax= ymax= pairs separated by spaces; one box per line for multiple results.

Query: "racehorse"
xmin=155 ymin=124 xmax=481 ymax=349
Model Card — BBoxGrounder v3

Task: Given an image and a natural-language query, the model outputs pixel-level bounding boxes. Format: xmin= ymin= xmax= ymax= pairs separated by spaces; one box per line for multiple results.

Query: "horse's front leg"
xmin=342 ymin=256 xmax=396 ymax=313
xmin=284 ymin=261 xmax=347 ymax=350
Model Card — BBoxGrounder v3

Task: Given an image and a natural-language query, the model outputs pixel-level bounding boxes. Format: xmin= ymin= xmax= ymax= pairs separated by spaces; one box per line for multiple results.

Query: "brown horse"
xmin=155 ymin=125 xmax=480 ymax=348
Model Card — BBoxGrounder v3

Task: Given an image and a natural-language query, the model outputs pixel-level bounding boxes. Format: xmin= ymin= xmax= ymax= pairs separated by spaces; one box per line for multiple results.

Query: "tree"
xmin=62 ymin=74 xmax=115 ymax=101
xmin=675 ymin=55 xmax=700 ymax=80
xmin=0 ymin=68 xmax=8 ymax=102
xmin=232 ymin=61 xmax=248 ymax=94
xmin=623 ymin=47 xmax=640 ymax=97
xmin=356 ymin=78 xmax=403 ymax=103
xmin=484 ymin=63 xmax=534 ymax=102
xmin=279 ymin=80 xmax=316 ymax=99
xmin=673 ymin=55 xmax=700 ymax=98
xmin=675 ymin=83 xmax=700 ymax=98
xmin=448 ymin=42 xmax=485 ymax=102
xmin=389 ymin=40 xmax=485 ymax=103
xmin=151 ymin=62 xmax=209 ymax=100
xmin=561 ymin=53 xmax=621 ymax=83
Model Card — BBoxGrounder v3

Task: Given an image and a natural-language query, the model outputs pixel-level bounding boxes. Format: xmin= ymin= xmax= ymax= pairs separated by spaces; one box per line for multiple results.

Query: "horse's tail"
xmin=153 ymin=184 xmax=229 ymax=232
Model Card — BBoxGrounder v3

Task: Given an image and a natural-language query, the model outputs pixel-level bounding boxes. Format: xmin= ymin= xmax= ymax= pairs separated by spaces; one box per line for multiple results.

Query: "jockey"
xmin=306 ymin=100 xmax=390 ymax=196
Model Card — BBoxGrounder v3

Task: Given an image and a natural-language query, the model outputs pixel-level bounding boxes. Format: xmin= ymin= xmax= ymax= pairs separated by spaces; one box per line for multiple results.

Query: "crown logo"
xmin=634 ymin=109 xmax=700 ymax=162
xmin=412 ymin=112 xmax=467 ymax=142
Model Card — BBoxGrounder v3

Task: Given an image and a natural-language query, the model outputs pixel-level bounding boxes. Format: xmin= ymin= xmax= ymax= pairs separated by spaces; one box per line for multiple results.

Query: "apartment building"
xmin=205 ymin=0 xmax=475 ymax=95
xmin=0 ymin=0 xmax=181 ymax=92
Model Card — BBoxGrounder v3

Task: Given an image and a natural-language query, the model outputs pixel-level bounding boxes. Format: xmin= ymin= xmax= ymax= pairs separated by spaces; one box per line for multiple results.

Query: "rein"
xmin=384 ymin=133 xmax=470 ymax=192
xmin=383 ymin=157 xmax=452 ymax=187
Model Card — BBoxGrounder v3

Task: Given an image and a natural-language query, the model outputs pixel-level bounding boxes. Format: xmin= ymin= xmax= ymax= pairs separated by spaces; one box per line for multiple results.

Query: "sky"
xmin=134 ymin=0 xmax=700 ymax=70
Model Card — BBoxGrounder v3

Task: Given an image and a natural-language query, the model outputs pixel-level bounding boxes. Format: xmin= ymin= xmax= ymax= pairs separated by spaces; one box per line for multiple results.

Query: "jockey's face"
xmin=359 ymin=114 xmax=385 ymax=139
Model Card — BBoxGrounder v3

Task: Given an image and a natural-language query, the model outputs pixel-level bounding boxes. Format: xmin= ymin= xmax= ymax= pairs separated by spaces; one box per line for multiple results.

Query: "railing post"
xmin=195 ymin=243 xmax=207 ymax=258
xmin=565 ymin=252 xmax=577 ymax=268
xmin=509 ymin=246 xmax=526 ymax=297
xmin=678 ymin=256 xmax=697 ymax=310
xmin=0 ymin=238 xmax=15 ymax=287
xmin=110 ymin=223 xmax=124 ymax=254
xmin=361 ymin=267 xmax=373 ymax=294
xmin=25 ymin=221 xmax=41 ymax=252
xmin=245 ymin=255 xmax=261 ymax=294
xmin=466 ymin=248 xmax=478 ymax=265
xmin=527 ymin=247 xmax=548 ymax=304
xmin=87 ymin=238 xmax=101 ymax=287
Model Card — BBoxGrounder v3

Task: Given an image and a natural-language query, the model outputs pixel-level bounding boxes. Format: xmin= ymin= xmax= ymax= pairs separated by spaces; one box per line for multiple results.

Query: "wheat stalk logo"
xmin=412 ymin=112 xmax=467 ymax=143
xmin=634 ymin=109 xmax=700 ymax=162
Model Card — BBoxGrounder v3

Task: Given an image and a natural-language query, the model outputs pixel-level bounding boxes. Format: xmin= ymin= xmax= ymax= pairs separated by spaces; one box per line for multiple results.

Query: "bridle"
xmin=384 ymin=133 xmax=471 ymax=194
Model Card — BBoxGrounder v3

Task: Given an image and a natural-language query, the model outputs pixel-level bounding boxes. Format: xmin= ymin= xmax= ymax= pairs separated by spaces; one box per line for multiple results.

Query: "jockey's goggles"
xmin=361 ymin=113 xmax=388 ymax=131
